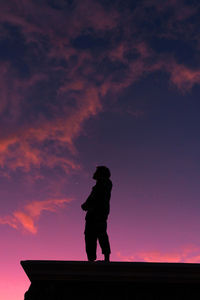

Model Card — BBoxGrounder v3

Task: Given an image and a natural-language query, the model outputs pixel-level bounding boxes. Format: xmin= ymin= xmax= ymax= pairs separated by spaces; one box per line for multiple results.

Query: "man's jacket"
xmin=81 ymin=178 xmax=112 ymax=222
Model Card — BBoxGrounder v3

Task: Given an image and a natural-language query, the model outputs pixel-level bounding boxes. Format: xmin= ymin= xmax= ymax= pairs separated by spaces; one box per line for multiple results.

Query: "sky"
xmin=1 ymin=0 xmax=200 ymax=299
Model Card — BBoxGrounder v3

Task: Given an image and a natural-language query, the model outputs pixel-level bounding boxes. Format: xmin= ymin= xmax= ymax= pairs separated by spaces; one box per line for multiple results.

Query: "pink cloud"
xmin=0 ymin=198 xmax=72 ymax=234
xmin=106 ymin=39 xmax=200 ymax=95
xmin=13 ymin=211 xmax=36 ymax=234
xmin=117 ymin=245 xmax=200 ymax=263
xmin=0 ymin=0 xmax=199 ymax=176
xmin=149 ymin=57 xmax=200 ymax=92
xmin=0 ymin=62 xmax=100 ymax=172
xmin=137 ymin=251 xmax=182 ymax=263
xmin=168 ymin=63 xmax=200 ymax=91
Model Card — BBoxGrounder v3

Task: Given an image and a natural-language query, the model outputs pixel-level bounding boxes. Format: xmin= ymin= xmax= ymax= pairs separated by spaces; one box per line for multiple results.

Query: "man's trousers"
xmin=84 ymin=219 xmax=111 ymax=261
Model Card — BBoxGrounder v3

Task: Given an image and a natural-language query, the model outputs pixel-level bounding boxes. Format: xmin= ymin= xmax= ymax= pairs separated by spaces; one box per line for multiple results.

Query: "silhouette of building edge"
xmin=21 ymin=260 xmax=200 ymax=300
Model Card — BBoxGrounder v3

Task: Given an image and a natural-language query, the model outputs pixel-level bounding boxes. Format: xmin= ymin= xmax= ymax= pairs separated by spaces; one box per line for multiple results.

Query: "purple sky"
xmin=1 ymin=0 xmax=200 ymax=299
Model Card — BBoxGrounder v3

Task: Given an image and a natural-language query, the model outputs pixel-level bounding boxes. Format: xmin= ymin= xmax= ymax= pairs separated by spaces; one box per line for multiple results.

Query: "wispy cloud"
xmin=0 ymin=0 xmax=199 ymax=175
xmin=0 ymin=198 xmax=72 ymax=234
xmin=117 ymin=245 xmax=200 ymax=263
xmin=167 ymin=62 xmax=200 ymax=92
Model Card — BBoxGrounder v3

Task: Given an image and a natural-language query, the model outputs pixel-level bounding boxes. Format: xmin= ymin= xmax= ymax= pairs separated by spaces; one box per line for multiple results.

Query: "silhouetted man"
xmin=81 ymin=166 xmax=112 ymax=262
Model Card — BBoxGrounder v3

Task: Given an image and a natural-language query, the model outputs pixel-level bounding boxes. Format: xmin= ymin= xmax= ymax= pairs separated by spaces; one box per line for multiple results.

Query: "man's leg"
xmin=84 ymin=221 xmax=97 ymax=261
xmin=97 ymin=221 xmax=111 ymax=261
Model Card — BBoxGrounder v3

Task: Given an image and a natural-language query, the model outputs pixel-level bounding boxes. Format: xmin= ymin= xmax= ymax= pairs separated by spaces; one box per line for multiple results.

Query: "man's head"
xmin=93 ymin=166 xmax=111 ymax=180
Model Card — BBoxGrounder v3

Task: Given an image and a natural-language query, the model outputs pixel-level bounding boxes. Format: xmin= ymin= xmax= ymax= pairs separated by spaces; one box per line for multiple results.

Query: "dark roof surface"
xmin=21 ymin=260 xmax=200 ymax=284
